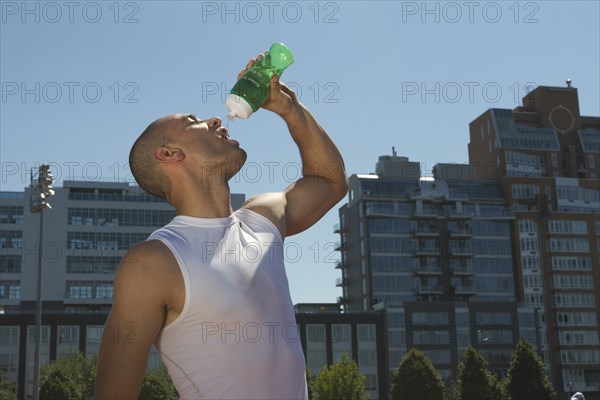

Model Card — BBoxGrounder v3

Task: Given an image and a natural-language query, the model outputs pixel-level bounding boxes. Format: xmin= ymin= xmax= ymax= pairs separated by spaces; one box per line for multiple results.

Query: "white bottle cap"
xmin=225 ymin=94 xmax=253 ymax=120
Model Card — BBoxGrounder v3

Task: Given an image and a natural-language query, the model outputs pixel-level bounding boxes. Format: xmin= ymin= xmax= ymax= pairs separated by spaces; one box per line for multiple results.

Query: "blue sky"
xmin=1 ymin=1 xmax=599 ymax=304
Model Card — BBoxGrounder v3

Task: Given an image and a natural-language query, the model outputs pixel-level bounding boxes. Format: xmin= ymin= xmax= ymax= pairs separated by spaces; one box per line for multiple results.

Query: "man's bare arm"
xmin=236 ymin=56 xmax=347 ymax=236
xmin=279 ymin=98 xmax=348 ymax=235
xmin=93 ymin=241 xmax=172 ymax=399
xmin=266 ymin=78 xmax=347 ymax=236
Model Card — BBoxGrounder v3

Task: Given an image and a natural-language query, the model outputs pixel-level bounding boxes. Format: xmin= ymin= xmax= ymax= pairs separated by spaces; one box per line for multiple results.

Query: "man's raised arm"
xmin=265 ymin=75 xmax=347 ymax=236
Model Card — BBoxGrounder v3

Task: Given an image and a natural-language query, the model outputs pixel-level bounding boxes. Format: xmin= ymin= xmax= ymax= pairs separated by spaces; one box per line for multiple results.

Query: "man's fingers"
xmin=237 ymin=58 xmax=256 ymax=80
xmin=278 ymin=82 xmax=297 ymax=101
xmin=236 ymin=51 xmax=267 ymax=80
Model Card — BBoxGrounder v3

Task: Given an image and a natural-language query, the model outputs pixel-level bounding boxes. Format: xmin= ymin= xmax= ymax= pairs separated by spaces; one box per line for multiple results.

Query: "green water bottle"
xmin=225 ymin=42 xmax=294 ymax=120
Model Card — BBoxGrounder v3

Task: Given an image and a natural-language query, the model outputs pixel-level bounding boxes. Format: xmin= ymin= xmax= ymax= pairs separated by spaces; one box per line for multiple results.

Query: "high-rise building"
xmin=335 ymin=84 xmax=599 ymax=399
xmin=468 ymin=85 xmax=600 ymax=398
xmin=336 ymin=156 xmax=540 ymax=383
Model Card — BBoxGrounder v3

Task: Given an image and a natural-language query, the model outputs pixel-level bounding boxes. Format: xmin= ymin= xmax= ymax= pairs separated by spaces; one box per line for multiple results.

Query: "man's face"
xmin=163 ymin=113 xmax=247 ymax=179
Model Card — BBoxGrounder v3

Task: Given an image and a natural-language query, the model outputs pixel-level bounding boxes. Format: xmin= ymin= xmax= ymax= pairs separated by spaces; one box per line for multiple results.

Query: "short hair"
xmin=129 ymin=117 xmax=172 ymax=200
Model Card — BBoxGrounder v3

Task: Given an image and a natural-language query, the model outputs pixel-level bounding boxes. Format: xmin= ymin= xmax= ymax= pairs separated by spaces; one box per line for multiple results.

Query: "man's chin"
xmin=225 ymin=152 xmax=247 ymax=181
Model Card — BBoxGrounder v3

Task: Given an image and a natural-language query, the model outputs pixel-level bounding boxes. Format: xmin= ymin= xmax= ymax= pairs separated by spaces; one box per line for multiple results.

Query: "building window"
xmin=555 ymin=293 xmax=596 ymax=308
xmin=306 ymin=324 xmax=327 ymax=376
xmin=67 ymin=256 xmax=119 ymax=274
xmin=557 ymin=312 xmax=598 ymax=326
xmin=66 ymin=281 xmax=114 ymax=299
xmin=476 ymin=312 xmax=511 ymax=324
xmin=421 ymin=349 xmax=451 ymax=364
xmin=520 ymin=238 xmax=539 ymax=252
xmin=412 ymin=312 xmax=449 ymax=325
xmin=332 ymin=324 xmax=352 ymax=364
xmin=548 ymin=238 xmax=590 ymax=253
xmin=0 ymin=255 xmax=21 ymax=273
xmin=518 ymin=219 xmax=538 ymax=234
xmin=0 ymin=231 xmax=23 ymax=249
xmin=0 ymin=280 xmax=20 ymax=299
xmin=553 ymin=275 xmax=594 ymax=289
xmin=521 ymin=256 xmax=540 ymax=270
xmin=96 ymin=285 xmax=114 ymax=299
xmin=413 ymin=329 xmax=450 ymax=345
xmin=560 ymin=349 xmax=600 ymax=365
xmin=547 ymin=220 xmax=588 ymax=234
xmin=477 ymin=328 xmax=514 ymax=345
xmin=512 ymin=184 xmax=539 ymax=199
xmin=86 ymin=326 xmax=104 ymax=356
xmin=67 ymin=232 xmax=149 ymax=251
xmin=522 ymin=273 xmax=542 ymax=289
xmin=57 ymin=326 xmax=80 ymax=357
xmin=68 ymin=285 xmax=93 ymax=299
xmin=0 ymin=206 xmax=24 ymax=224
xmin=358 ymin=349 xmax=377 ymax=367
xmin=551 ymin=256 xmax=591 ymax=271
xmin=364 ymin=374 xmax=378 ymax=391
xmin=357 ymin=324 xmax=376 ymax=342
xmin=68 ymin=208 xmax=175 ymax=226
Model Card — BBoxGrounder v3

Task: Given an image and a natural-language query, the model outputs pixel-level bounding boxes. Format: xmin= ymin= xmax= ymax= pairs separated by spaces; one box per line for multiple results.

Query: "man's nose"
xmin=207 ymin=117 xmax=222 ymax=128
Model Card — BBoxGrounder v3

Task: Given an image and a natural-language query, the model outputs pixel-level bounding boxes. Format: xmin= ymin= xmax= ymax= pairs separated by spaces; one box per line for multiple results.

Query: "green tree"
xmin=139 ymin=366 xmax=178 ymax=399
xmin=390 ymin=348 xmax=446 ymax=400
xmin=312 ymin=353 xmax=369 ymax=400
xmin=39 ymin=352 xmax=97 ymax=400
xmin=306 ymin=367 xmax=315 ymax=400
xmin=38 ymin=352 xmax=177 ymax=400
xmin=506 ymin=339 xmax=556 ymax=400
xmin=0 ymin=370 xmax=18 ymax=400
xmin=455 ymin=346 xmax=503 ymax=400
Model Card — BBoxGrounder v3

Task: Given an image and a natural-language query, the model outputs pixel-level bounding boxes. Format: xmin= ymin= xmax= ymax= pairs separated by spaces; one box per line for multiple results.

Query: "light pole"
xmin=568 ymin=381 xmax=573 ymax=399
xmin=30 ymin=164 xmax=54 ymax=400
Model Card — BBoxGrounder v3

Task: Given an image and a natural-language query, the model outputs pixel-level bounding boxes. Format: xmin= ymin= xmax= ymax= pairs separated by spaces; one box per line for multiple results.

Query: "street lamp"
xmin=30 ymin=164 xmax=54 ymax=400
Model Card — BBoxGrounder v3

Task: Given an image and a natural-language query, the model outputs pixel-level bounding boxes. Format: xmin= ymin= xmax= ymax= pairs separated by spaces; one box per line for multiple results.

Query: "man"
xmin=93 ymin=54 xmax=347 ymax=399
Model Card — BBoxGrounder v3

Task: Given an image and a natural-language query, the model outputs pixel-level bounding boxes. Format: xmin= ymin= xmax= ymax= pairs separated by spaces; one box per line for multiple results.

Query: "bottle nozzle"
xmin=226 ymin=112 xmax=236 ymax=121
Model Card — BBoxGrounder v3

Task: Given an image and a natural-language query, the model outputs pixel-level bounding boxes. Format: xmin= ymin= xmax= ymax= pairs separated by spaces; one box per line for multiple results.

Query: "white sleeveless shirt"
xmin=149 ymin=208 xmax=308 ymax=399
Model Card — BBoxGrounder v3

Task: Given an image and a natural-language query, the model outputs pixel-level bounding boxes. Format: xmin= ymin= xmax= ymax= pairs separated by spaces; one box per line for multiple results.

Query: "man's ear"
xmin=155 ymin=146 xmax=184 ymax=163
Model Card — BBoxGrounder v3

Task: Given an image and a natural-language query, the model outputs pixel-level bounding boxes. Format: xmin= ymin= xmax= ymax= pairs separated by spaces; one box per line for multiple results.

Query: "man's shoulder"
xmin=240 ymin=193 xmax=286 ymax=236
xmin=116 ymin=240 xmax=176 ymax=283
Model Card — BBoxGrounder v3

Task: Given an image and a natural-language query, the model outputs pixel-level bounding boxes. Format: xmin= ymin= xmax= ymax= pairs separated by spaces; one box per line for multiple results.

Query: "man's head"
xmin=129 ymin=114 xmax=246 ymax=201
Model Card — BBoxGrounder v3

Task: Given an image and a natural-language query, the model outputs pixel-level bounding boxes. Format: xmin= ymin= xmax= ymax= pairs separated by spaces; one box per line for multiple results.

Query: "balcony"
xmin=413 ymin=247 xmax=441 ymax=257
xmin=365 ymin=203 xmax=398 ymax=217
xmin=450 ymin=248 xmax=474 ymax=258
xmin=416 ymin=284 xmax=444 ymax=295
xmin=335 ymin=277 xmax=348 ymax=287
xmin=449 ymin=228 xmax=473 ymax=239
xmin=413 ymin=209 xmax=441 ymax=219
xmin=335 ymin=261 xmax=347 ymax=270
xmin=453 ymin=280 xmax=477 ymax=295
xmin=333 ymin=223 xmax=343 ymax=233
xmin=454 ymin=285 xmax=477 ymax=295
xmin=412 ymin=227 xmax=440 ymax=237
xmin=446 ymin=210 xmax=474 ymax=220
xmin=451 ymin=265 xmax=476 ymax=276
xmin=415 ymin=265 xmax=442 ymax=275
xmin=336 ymin=296 xmax=348 ymax=304
xmin=478 ymin=207 xmax=514 ymax=220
